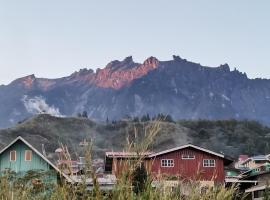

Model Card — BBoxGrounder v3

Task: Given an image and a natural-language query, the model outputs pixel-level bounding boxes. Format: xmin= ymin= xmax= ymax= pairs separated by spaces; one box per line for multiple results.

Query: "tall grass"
xmin=0 ymin=121 xmax=247 ymax=199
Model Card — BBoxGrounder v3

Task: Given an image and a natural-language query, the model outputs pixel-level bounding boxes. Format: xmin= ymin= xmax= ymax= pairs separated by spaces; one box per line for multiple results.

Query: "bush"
xmin=132 ymin=164 xmax=147 ymax=194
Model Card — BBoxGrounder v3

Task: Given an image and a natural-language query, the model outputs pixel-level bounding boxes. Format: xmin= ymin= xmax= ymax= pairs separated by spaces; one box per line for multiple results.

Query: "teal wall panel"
xmin=0 ymin=140 xmax=57 ymax=182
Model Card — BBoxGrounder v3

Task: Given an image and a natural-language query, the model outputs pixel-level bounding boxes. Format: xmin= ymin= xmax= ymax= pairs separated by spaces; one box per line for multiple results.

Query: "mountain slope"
xmin=0 ymin=114 xmax=191 ymax=158
xmin=0 ymin=114 xmax=269 ymax=158
xmin=1 ymin=55 xmax=270 ymax=128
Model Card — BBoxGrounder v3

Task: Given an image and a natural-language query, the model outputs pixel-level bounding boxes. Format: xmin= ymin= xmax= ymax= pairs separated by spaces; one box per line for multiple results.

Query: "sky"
xmin=0 ymin=0 xmax=269 ymax=85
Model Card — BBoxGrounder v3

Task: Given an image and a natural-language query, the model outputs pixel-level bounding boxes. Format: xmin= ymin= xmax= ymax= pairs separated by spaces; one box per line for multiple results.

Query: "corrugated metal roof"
xmin=105 ymin=144 xmax=226 ymax=159
xmin=148 ymin=144 xmax=224 ymax=158
xmin=105 ymin=151 xmax=152 ymax=158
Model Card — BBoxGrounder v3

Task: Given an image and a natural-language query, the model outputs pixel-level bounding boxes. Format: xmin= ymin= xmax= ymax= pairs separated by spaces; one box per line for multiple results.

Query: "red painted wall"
xmin=148 ymin=147 xmax=225 ymax=183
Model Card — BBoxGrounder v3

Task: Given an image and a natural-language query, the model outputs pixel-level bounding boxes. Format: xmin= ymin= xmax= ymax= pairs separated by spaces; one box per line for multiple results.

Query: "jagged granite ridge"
xmin=0 ymin=55 xmax=270 ymax=128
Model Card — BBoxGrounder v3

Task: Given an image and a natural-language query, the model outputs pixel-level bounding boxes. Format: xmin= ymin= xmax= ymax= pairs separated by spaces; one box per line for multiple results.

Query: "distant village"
xmin=0 ymin=135 xmax=269 ymax=200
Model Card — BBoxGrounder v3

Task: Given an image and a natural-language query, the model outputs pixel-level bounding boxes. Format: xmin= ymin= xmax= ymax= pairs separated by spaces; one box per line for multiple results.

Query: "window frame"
xmin=254 ymin=168 xmax=260 ymax=172
xmin=181 ymin=154 xmax=195 ymax=160
xmin=203 ymin=159 xmax=216 ymax=167
xmin=25 ymin=150 xmax=32 ymax=161
xmin=161 ymin=159 xmax=174 ymax=167
xmin=10 ymin=150 xmax=16 ymax=162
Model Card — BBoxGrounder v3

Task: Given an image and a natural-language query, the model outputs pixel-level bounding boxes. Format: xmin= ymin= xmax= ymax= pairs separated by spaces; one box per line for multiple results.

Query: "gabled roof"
xmin=148 ymin=144 xmax=224 ymax=158
xmin=238 ymin=155 xmax=249 ymax=162
xmin=241 ymin=155 xmax=269 ymax=165
xmin=105 ymin=151 xmax=153 ymax=158
xmin=240 ymin=163 xmax=270 ymax=179
xmin=245 ymin=185 xmax=267 ymax=193
xmin=0 ymin=136 xmax=72 ymax=182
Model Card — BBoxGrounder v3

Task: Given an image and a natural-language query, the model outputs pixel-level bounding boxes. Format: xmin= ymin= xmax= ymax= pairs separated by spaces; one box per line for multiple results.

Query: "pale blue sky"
xmin=0 ymin=1 xmax=269 ymax=84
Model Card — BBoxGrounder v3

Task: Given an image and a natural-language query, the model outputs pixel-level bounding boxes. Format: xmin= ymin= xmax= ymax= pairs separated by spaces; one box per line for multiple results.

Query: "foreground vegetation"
xmin=0 ymin=121 xmax=248 ymax=200
xmin=0 ymin=171 xmax=242 ymax=200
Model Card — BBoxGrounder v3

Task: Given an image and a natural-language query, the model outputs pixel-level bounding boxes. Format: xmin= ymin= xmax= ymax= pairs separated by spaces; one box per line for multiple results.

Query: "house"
xmin=105 ymin=144 xmax=233 ymax=185
xmin=242 ymin=167 xmax=270 ymax=200
xmin=147 ymin=144 xmax=232 ymax=184
xmin=235 ymin=155 xmax=249 ymax=169
xmin=224 ymin=162 xmax=270 ymax=199
xmin=0 ymin=136 xmax=117 ymax=190
xmin=241 ymin=155 xmax=270 ymax=170
xmin=57 ymin=160 xmax=80 ymax=175
xmin=105 ymin=151 xmax=152 ymax=177
xmin=0 ymin=136 xmax=71 ymax=183
xmin=225 ymin=154 xmax=270 ymax=196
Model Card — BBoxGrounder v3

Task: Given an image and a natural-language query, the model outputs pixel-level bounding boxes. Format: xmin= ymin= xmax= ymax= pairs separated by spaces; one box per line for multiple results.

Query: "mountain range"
xmin=1 ymin=55 xmax=270 ymax=128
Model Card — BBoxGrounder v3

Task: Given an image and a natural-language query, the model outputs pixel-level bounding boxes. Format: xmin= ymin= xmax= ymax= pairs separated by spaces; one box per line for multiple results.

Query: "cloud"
xmin=22 ymin=95 xmax=64 ymax=117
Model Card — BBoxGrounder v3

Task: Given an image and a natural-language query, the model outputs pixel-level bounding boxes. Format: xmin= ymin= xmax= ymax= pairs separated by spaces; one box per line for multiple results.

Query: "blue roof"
xmin=251 ymin=155 xmax=268 ymax=160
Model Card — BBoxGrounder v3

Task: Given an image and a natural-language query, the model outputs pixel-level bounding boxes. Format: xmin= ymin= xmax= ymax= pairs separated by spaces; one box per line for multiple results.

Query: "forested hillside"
xmin=0 ymin=114 xmax=269 ymax=158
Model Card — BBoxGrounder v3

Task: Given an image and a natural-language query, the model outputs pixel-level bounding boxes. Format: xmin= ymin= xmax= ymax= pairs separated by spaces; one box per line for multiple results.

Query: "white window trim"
xmin=254 ymin=168 xmax=260 ymax=172
xmin=25 ymin=150 xmax=32 ymax=161
xmin=181 ymin=154 xmax=195 ymax=160
xmin=161 ymin=159 xmax=174 ymax=167
xmin=10 ymin=150 xmax=16 ymax=161
xmin=203 ymin=159 xmax=216 ymax=167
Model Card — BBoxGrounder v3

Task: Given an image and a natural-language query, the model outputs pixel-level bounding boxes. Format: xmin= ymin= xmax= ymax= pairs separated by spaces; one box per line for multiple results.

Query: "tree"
xmin=82 ymin=111 xmax=88 ymax=118
xmin=165 ymin=114 xmax=174 ymax=123
xmin=141 ymin=114 xmax=150 ymax=122
xmin=133 ymin=117 xmax=140 ymax=122
xmin=156 ymin=113 xmax=165 ymax=121
xmin=132 ymin=163 xmax=147 ymax=194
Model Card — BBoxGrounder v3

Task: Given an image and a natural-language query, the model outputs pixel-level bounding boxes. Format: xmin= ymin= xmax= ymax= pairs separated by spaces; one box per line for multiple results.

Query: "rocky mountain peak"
xmin=93 ymin=56 xmax=161 ymax=89
xmin=104 ymin=56 xmax=137 ymax=71
xmin=21 ymin=74 xmax=36 ymax=81
xmin=22 ymin=74 xmax=36 ymax=86
xmin=2 ymin=55 xmax=270 ymax=129
xmin=218 ymin=63 xmax=230 ymax=72
xmin=143 ymin=56 xmax=159 ymax=68
xmin=172 ymin=55 xmax=184 ymax=62
xmin=71 ymin=68 xmax=94 ymax=77
xmin=123 ymin=56 xmax=134 ymax=64
xmin=11 ymin=74 xmax=36 ymax=88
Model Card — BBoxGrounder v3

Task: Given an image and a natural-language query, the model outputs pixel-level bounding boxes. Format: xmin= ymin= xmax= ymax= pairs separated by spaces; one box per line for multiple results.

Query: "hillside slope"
xmin=0 ymin=114 xmax=269 ymax=158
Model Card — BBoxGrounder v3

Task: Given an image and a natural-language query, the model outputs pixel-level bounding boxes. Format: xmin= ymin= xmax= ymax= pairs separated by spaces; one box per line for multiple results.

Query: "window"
xmin=254 ymin=190 xmax=265 ymax=198
xmin=10 ymin=150 xmax=16 ymax=161
xmin=203 ymin=159 xmax=215 ymax=167
xmin=25 ymin=150 xmax=32 ymax=161
xmin=254 ymin=168 xmax=260 ymax=173
xmin=161 ymin=159 xmax=174 ymax=167
xmin=182 ymin=154 xmax=195 ymax=159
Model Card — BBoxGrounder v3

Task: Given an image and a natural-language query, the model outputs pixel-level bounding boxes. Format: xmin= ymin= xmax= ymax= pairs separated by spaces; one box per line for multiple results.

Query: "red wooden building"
xmin=105 ymin=144 xmax=232 ymax=185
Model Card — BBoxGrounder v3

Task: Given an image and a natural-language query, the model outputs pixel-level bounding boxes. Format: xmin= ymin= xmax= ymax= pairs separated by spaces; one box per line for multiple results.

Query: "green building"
xmin=0 ymin=136 xmax=70 ymax=183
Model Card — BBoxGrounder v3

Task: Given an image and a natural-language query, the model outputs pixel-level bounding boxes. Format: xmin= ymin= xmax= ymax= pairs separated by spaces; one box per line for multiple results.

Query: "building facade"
xmin=0 ymin=136 xmax=70 ymax=183
xmin=105 ymin=144 xmax=232 ymax=185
